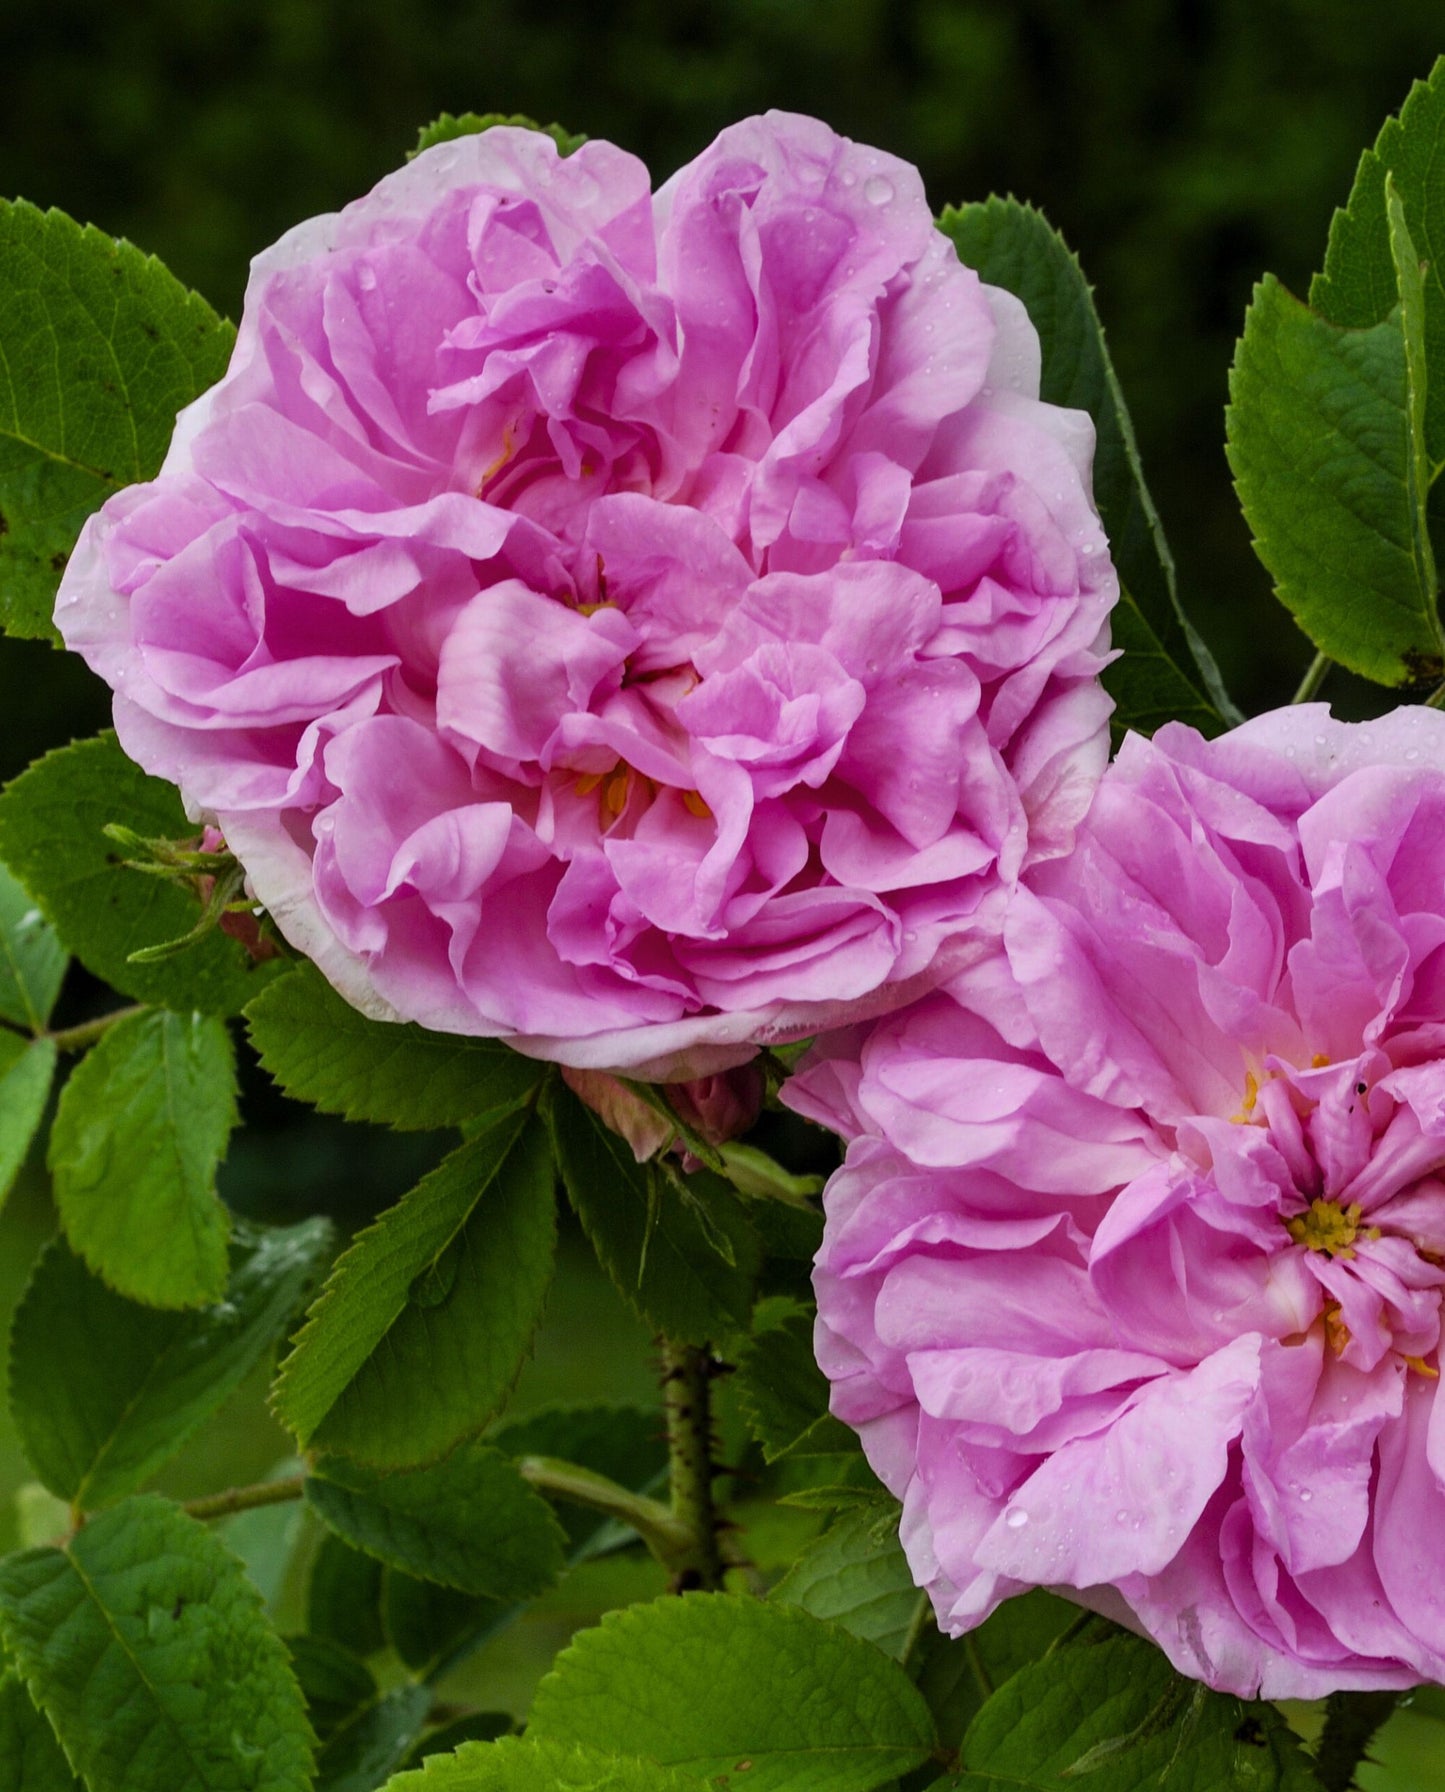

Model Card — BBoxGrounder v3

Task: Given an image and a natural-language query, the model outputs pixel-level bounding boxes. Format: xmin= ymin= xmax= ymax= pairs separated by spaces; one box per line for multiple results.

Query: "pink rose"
xmin=790 ymin=706 xmax=1445 ymax=1697
xmin=57 ymin=114 xmax=1115 ymax=1077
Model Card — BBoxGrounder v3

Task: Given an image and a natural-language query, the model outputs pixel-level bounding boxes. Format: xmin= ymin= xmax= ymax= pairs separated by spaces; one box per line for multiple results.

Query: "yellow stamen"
xmin=479 ymin=419 xmax=517 ymax=486
xmin=1231 ymin=1071 xmax=1260 ymax=1124
xmin=1323 ymin=1303 xmax=1351 ymax=1356
xmin=604 ymin=767 xmax=631 ymax=817
xmin=1286 ymin=1198 xmax=1364 ymax=1260
xmin=1311 ymin=1052 xmax=1330 ymax=1069
xmin=682 ymin=788 xmax=712 ymax=820
xmin=574 ymin=768 xmax=609 ymax=797
xmin=1404 ymin=1355 xmax=1440 ymax=1379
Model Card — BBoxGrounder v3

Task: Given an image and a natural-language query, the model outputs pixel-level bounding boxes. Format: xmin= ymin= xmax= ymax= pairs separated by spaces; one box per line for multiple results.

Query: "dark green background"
xmin=2 ymin=0 xmax=1444 ymax=770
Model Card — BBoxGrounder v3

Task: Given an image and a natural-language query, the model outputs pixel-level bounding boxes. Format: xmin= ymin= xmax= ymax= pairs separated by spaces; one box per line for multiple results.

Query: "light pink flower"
xmin=57 ymin=114 xmax=1114 ymax=1076
xmin=790 ymin=706 xmax=1445 ymax=1696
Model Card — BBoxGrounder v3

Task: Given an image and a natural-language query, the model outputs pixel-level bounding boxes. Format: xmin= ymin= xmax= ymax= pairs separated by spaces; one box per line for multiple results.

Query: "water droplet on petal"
xmin=1299 ymin=1488 xmax=1312 ymax=1502
xmin=1114 ymin=1509 xmax=1129 ymax=1524
xmin=1004 ymin=1506 xmax=1029 ymax=1529
xmin=864 ymin=174 xmax=895 ymax=206
xmin=357 ymin=265 xmax=378 ymax=292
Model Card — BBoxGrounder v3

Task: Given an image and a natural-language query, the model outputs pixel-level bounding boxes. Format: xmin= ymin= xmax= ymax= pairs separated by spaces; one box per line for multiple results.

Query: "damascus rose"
xmin=790 ymin=706 xmax=1445 ymax=1696
xmin=56 ymin=113 xmax=1115 ymax=1076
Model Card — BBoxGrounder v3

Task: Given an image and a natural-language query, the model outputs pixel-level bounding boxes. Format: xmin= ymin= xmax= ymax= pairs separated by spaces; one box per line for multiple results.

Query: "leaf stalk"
xmin=46 ymin=1003 xmax=148 ymax=1053
xmin=182 ymin=1474 xmax=306 ymax=1522
xmin=1291 ymin=650 xmax=1332 ymax=704
xmin=515 ymin=1454 xmax=695 ymax=1572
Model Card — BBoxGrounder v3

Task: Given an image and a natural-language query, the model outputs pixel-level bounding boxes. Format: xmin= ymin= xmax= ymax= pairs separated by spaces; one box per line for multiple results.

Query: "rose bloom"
xmin=789 ymin=706 xmax=1445 ymax=1696
xmin=57 ymin=114 xmax=1114 ymax=1076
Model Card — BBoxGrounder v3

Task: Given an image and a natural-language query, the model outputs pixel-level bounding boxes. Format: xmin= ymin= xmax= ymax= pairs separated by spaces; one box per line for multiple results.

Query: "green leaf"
xmin=770 ymin=1506 xmax=921 ymax=1659
xmin=0 ymin=733 xmax=280 ymax=1013
xmin=914 ymin=1590 xmax=1075 ymax=1751
xmin=47 ymin=1006 xmax=239 ymax=1308
xmin=0 ymin=1671 xmax=82 ymax=1792
xmin=9 ymin=1219 xmax=329 ymax=1506
xmin=491 ymin=1403 xmax=668 ymax=1559
xmin=246 ymin=964 xmax=546 ymax=1132
xmin=306 ymin=1443 xmax=565 ymax=1601
xmin=938 ymin=196 xmax=1235 ymax=735
xmin=734 ymin=1304 xmax=853 ymax=1463
xmin=307 ymin=1533 xmax=387 ymax=1657
xmin=526 ymin=1593 xmax=937 ymax=1792
xmin=411 ymin=114 xmax=587 ymax=160
xmin=318 ymin=1684 xmax=431 ymax=1792
xmin=0 ymin=863 xmax=65 ymax=1031
xmin=1227 ymin=189 xmax=1443 ymax=687
xmin=1314 ymin=58 xmax=1445 ymax=468
xmin=286 ymin=1634 xmax=378 ymax=1742
xmin=399 ymin=1713 xmax=511 ymax=1771
xmin=1103 ymin=591 xmax=1231 ymax=745
xmin=0 ymin=1034 xmax=55 ymax=1212
xmin=547 ymin=1086 xmax=759 ymax=1345
xmin=273 ymin=1111 xmax=557 ymax=1467
xmin=379 ymin=1406 xmax=670 ymax=1677
xmin=382 ymin=1569 xmax=506 ymax=1677
xmin=383 ymin=1738 xmax=705 ymax=1791
xmin=0 ymin=201 xmax=234 ymax=640
xmin=0 ymin=1494 xmax=313 ymax=1792
xmin=951 ymin=1633 xmax=1320 ymax=1791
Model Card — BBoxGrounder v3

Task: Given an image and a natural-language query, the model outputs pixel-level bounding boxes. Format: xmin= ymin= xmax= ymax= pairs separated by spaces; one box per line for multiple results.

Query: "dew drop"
xmin=1114 ymin=1509 xmax=1129 ymax=1525
xmin=1299 ymin=1488 xmax=1313 ymax=1502
xmin=864 ymin=174 xmax=895 ymax=206
xmin=1004 ymin=1506 xmax=1029 ymax=1529
xmin=357 ymin=265 xmax=378 ymax=293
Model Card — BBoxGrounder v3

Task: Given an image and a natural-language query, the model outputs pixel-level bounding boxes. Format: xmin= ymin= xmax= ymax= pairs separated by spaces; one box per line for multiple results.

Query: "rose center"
xmin=1284 ymin=1197 xmax=1368 ymax=1259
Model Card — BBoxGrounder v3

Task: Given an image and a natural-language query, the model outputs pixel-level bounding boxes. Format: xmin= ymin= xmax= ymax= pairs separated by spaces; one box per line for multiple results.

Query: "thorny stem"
xmin=1313 ymin=1690 xmax=1401 ymax=1792
xmin=661 ymin=1337 xmax=727 ymax=1592
xmin=1291 ymin=650 xmax=1331 ymax=705
xmin=182 ymin=1474 xmax=306 ymax=1523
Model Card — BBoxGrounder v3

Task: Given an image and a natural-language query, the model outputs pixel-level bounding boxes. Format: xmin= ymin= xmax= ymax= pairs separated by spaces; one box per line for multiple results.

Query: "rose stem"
xmin=661 ymin=1337 xmax=726 ymax=1591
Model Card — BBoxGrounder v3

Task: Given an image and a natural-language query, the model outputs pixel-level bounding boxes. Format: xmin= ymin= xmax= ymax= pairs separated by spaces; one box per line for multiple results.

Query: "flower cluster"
xmin=57 ymin=113 xmax=1114 ymax=1077
xmin=72 ymin=105 xmax=1443 ymax=1702
xmin=790 ymin=707 xmax=1445 ymax=1696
